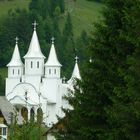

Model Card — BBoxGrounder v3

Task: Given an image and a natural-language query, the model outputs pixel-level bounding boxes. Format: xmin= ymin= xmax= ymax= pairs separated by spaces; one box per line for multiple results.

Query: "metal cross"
xmin=15 ymin=37 xmax=19 ymax=44
xmin=62 ymin=76 xmax=66 ymax=83
xmin=75 ymin=56 xmax=79 ymax=63
xmin=32 ymin=20 xmax=38 ymax=31
xmin=51 ymin=37 xmax=55 ymax=44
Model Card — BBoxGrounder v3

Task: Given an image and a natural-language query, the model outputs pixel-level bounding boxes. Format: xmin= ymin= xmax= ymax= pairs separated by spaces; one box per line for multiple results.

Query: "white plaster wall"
xmin=8 ymin=66 xmax=23 ymax=78
xmin=47 ymin=133 xmax=56 ymax=140
xmin=25 ymin=58 xmax=44 ymax=76
xmin=45 ymin=67 xmax=61 ymax=78
xmin=23 ymin=75 xmax=41 ymax=91
xmin=46 ymin=104 xmax=57 ymax=127
xmin=42 ymin=78 xmax=61 ymax=103
xmin=6 ymin=78 xmax=21 ymax=97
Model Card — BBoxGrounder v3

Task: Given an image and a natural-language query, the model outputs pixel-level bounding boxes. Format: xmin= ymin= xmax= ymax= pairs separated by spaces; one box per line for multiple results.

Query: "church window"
xmin=37 ymin=108 xmax=43 ymax=123
xmin=31 ymin=61 xmax=33 ymax=68
xmin=18 ymin=69 xmax=20 ymax=75
xmin=2 ymin=128 xmax=6 ymax=135
xmin=54 ymin=69 xmax=56 ymax=74
xmin=37 ymin=61 xmax=39 ymax=68
xmin=49 ymin=69 xmax=51 ymax=74
xmin=30 ymin=108 xmax=35 ymax=122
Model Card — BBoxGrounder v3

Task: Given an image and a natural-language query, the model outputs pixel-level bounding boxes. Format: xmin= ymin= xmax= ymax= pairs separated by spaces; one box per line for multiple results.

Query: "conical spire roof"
xmin=68 ymin=56 xmax=81 ymax=83
xmin=7 ymin=37 xmax=23 ymax=67
xmin=45 ymin=37 xmax=62 ymax=67
xmin=24 ymin=21 xmax=45 ymax=58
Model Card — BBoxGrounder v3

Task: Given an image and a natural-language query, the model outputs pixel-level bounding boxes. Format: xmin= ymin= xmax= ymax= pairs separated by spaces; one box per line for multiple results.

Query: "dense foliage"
xmin=56 ymin=0 xmax=140 ymax=139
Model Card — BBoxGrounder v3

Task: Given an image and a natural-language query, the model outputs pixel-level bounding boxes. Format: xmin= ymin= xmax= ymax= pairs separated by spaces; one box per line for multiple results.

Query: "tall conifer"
xmin=56 ymin=0 xmax=140 ymax=139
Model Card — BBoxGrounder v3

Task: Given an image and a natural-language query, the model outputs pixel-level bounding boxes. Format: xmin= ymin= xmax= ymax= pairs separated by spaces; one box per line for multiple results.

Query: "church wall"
xmin=46 ymin=104 xmax=57 ymax=127
xmin=42 ymin=78 xmax=61 ymax=103
xmin=45 ymin=67 xmax=61 ymax=78
xmin=25 ymin=58 xmax=44 ymax=76
xmin=47 ymin=133 xmax=56 ymax=140
xmin=23 ymin=75 xmax=42 ymax=91
xmin=6 ymin=78 xmax=21 ymax=97
xmin=8 ymin=66 xmax=23 ymax=78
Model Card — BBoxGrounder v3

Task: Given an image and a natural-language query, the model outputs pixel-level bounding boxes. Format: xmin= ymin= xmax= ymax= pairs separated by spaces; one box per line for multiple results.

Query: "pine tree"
xmin=56 ymin=0 xmax=140 ymax=139
xmin=108 ymin=1 xmax=140 ymax=139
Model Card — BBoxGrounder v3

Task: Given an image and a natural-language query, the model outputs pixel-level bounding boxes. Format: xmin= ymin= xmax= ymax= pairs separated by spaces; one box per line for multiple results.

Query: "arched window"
xmin=21 ymin=107 xmax=28 ymax=121
xmin=37 ymin=108 xmax=43 ymax=124
xmin=30 ymin=108 xmax=35 ymax=122
xmin=37 ymin=61 xmax=39 ymax=68
xmin=31 ymin=61 xmax=33 ymax=68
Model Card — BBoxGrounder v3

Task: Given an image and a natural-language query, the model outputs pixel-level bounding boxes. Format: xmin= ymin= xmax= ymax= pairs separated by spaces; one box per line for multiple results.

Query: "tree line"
xmin=55 ymin=0 xmax=140 ymax=139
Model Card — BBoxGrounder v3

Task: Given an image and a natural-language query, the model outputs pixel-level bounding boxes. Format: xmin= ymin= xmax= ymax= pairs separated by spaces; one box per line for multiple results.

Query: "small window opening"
xmin=13 ymin=69 xmax=14 ymax=75
xmin=37 ymin=61 xmax=39 ymax=68
xmin=49 ymin=69 xmax=51 ymax=74
xmin=54 ymin=69 xmax=56 ymax=74
xmin=18 ymin=69 xmax=20 ymax=75
xmin=31 ymin=61 xmax=33 ymax=68
xmin=3 ymin=128 xmax=6 ymax=135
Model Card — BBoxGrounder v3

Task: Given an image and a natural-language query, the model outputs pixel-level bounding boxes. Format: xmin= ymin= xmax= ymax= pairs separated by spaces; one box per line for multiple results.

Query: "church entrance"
xmin=37 ymin=108 xmax=43 ymax=124
xmin=21 ymin=107 xmax=28 ymax=121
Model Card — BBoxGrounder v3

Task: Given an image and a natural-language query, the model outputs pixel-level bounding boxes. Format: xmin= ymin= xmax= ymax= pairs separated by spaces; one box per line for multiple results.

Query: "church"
xmin=5 ymin=21 xmax=81 ymax=127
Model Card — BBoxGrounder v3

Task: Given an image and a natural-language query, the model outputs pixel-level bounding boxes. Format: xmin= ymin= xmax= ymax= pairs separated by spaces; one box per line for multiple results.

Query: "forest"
xmin=0 ymin=0 xmax=140 ymax=139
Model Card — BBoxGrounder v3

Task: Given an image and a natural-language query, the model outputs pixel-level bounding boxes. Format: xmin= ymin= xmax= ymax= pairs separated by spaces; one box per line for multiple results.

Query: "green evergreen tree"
xmin=56 ymin=0 xmax=140 ymax=139
xmin=108 ymin=1 xmax=140 ymax=139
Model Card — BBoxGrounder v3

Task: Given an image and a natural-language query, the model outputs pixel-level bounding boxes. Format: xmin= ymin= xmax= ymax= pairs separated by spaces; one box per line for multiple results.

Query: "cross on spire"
xmin=51 ymin=37 xmax=55 ymax=44
xmin=62 ymin=76 xmax=66 ymax=83
xmin=32 ymin=20 xmax=38 ymax=31
xmin=75 ymin=56 xmax=79 ymax=63
xmin=15 ymin=37 xmax=19 ymax=44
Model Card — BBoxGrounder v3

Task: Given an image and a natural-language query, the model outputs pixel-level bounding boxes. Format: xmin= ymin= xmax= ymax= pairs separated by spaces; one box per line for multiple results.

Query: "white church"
xmin=5 ymin=21 xmax=81 ymax=128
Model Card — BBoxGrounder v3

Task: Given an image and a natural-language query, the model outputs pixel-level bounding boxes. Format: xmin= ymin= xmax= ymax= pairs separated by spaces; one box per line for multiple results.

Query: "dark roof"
xmin=0 ymin=96 xmax=15 ymax=124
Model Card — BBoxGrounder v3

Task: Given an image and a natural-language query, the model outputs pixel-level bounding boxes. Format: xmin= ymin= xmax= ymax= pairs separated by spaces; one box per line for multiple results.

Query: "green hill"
xmin=0 ymin=0 xmax=103 ymax=36
xmin=64 ymin=0 xmax=103 ymax=36
xmin=0 ymin=0 xmax=30 ymax=18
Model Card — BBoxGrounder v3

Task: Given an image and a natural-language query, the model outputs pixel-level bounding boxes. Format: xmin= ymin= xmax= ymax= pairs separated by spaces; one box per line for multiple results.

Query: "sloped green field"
xmin=0 ymin=0 xmax=30 ymax=18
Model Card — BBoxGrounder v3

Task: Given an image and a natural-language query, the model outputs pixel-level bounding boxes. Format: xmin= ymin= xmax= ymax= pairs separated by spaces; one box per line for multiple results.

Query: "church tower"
xmin=7 ymin=37 xmax=23 ymax=78
xmin=67 ymin=56 xmax=81 ymax=90
xmin=45 ymin=37 xmax=62 ymax=78
xmin=68 ymin=56 xmax=81 ymax=83
xmin=24 ymin=21 xmax=45 ymax=76
xmin=6 ymin=37 xmax=23 ymax=96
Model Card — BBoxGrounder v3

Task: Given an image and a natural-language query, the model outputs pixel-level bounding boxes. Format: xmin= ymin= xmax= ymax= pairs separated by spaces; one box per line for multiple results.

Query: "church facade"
xmin=5 ymin=22 xmax=81 ymax=127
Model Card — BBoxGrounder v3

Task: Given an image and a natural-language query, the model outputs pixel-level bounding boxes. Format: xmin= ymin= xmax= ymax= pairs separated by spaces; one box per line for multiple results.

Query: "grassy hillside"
xmin=64 ymin=0 xmax=103 ymax=36
xmin=0 ymin=0 xmax=103 ymax=36
xmin=0 ymin=0 xmax=30 ymax=18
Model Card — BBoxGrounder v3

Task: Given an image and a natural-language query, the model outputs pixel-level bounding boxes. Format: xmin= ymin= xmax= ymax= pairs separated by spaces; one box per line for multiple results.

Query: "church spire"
xmin=24 ymin=21 xmax=45 ymax=58
xmin=7 ymin=37 xmax=23 ymax=67
xmin=45 ymin=37 xmax=62 ymax=67
xmin=68 ymin=56 xmax=81 ymax=83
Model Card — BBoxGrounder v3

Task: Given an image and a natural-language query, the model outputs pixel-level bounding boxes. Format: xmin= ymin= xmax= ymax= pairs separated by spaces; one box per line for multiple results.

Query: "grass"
xmin=0 ymin=0 xmax=30 ymax=18
xmin=61 ymin=0 xmax=103 ymax=36
xmin=0 ymin=0 xmax=103 ymax=36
